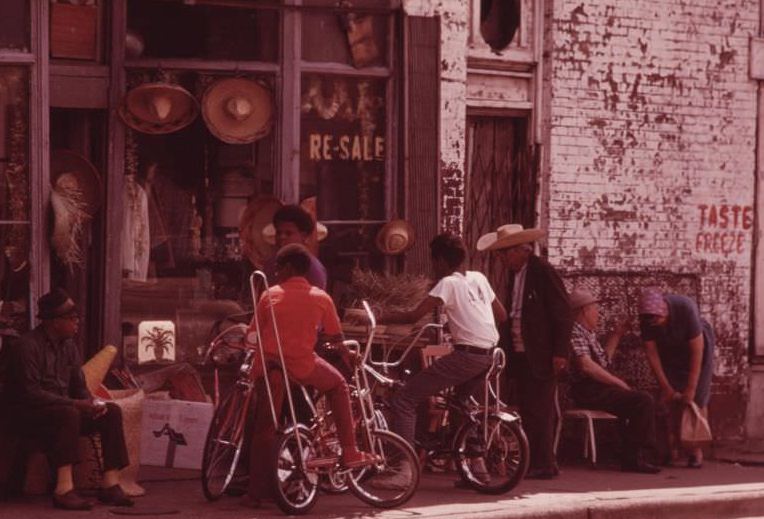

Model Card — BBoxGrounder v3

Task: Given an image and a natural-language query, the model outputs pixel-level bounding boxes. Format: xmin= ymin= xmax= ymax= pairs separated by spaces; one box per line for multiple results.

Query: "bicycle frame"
xmin=360 ymin=305 xmax=509 ymax=444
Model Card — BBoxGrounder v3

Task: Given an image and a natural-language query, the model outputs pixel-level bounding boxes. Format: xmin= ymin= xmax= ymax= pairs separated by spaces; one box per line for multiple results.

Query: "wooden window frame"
xmin=0 ymin=0 xmax=49 ymax=331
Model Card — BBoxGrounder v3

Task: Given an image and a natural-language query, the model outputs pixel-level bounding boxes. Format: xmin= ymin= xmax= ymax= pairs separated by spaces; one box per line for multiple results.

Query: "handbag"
xmin=680 ymin=401 xmax=712 ymax=448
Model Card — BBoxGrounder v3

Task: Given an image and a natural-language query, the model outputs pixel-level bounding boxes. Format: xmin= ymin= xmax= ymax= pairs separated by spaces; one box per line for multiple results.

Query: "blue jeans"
xmin=389 ymin=350 xmax=493 ymax=445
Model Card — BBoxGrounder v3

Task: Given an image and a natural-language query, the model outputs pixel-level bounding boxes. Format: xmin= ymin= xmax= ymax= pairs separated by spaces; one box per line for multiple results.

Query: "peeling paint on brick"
xmin=547 ymin=0 xmax=758 ymax=440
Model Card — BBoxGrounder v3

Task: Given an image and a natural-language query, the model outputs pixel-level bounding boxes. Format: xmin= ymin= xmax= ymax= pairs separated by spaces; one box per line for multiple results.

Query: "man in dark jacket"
xmin=2 ymin=288 xmax=133 ymax=510
xmin=478 ymin=224 xmax=573 ymax=479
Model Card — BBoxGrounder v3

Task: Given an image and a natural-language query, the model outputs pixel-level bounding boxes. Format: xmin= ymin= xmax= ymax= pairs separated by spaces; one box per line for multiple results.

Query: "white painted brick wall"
xmin=547 ymin=0 xmax=758 ymax=437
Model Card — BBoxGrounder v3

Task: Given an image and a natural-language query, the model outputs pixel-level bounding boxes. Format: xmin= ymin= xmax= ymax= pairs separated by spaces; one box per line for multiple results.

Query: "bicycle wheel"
xmin=454 ymin=415 xmax=529 ymax=495
xmin=348 ymin=429 xmax=420 ymax=508
xmin=201 ymin=386 xmax=252 ymax=501
xmin=272 ymin=426 xmax=320 ymax=515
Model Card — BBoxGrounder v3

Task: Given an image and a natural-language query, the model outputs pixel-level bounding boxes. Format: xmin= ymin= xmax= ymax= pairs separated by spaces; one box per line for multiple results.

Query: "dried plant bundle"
xmin=348 ymin=268 xmax=430 ymax=318
xmin=51 ymin=173 xmax=90 ymax=266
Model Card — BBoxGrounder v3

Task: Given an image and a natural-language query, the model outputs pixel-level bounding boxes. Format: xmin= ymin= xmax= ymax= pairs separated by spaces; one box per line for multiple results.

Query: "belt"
xmin=453 ymin=344 xmax=494 ymax=355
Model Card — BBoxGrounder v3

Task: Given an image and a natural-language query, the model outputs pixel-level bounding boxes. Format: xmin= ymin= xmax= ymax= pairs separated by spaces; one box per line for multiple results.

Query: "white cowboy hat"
xmin=476 ymin=224 xmax=545 ymax=252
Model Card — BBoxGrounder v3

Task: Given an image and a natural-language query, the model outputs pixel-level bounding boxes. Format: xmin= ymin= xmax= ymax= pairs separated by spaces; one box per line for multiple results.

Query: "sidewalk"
xmin=3 ymin=461 xmax=764 ymax=518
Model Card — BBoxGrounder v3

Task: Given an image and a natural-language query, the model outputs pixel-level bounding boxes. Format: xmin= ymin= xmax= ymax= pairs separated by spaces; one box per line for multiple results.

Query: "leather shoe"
xmin=98 ymin=484 xmax=135 ymax=507
xmin=52 ymin=490 xmax=93 ymax=510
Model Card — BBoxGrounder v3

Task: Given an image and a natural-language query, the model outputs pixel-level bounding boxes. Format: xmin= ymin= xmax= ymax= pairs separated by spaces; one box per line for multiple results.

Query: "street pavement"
xmin=3 ymin=461 xmax=764 ymax=519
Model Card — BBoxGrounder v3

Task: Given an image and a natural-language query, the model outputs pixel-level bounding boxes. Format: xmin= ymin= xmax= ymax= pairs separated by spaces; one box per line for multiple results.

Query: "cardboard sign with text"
xmin=140 ymin=398 xmax=214 ymax=470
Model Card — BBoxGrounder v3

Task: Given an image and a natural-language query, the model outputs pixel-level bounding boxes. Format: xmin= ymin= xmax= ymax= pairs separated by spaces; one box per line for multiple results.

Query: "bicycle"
xmin=202 ymin=272 xmax=420 ymax=515
xmin=366 ymin=323 xmax=530 ymax=494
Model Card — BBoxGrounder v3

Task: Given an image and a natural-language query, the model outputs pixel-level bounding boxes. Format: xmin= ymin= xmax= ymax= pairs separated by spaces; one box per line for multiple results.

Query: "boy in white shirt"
xmin=379 ymin=233 xmax=507 ymax=485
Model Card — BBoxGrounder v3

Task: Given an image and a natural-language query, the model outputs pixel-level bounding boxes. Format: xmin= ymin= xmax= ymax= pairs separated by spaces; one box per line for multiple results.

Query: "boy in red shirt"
xmin=246 ymin=244 xmax=375 ymax=507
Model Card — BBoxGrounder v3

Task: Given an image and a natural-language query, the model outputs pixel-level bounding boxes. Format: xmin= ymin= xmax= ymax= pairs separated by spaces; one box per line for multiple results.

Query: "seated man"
xmin=1 ymin=288 xmax=133 ymax=510
xmin=567 ymin=286 xmax=660 ymax=474
xmin=379 ymin=233 xmax=507 ymax=486
xmin=245 ymin=244 xmax=375 ymax=507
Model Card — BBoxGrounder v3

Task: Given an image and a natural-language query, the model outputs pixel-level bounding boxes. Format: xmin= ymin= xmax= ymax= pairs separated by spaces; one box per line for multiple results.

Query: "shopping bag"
xmin=680 ymin=401 xmax=712 ymax=448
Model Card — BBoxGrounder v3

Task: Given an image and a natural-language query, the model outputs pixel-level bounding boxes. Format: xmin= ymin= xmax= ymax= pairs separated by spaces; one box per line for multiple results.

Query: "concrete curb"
xmin=418 ymin=486 xmax=764 ymax=519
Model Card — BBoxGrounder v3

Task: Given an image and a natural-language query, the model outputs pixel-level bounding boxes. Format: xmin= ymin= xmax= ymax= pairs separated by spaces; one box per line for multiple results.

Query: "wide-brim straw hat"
xmin=569 ymin=286 xmax=600 ymax=311
xmin=376 ymin=219 xmax=415 ymax=255
xmin=119 ymin=82 xmax=199 ymax=135
xmin=51 ymin=150 xmax=103 ymax=216
xmin=239 ymin=196 xmax=283 ymax=268
xmin=476 ymin=224 xmax=546 ymax=252
xmin=202 ymin=78 xmax=273 ymax=144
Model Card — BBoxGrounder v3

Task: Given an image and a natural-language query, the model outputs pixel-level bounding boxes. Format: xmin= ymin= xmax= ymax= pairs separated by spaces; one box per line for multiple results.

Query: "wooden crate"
xmin=50 ymin=4 xmax=98 ymax=60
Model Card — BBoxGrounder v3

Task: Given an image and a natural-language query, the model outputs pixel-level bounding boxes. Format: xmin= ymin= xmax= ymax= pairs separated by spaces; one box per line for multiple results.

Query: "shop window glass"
xmin=0 ymin=0 xmax=30 ymax=52
xmin=127 ymin=0 xmax=278 ymax=62
xmin=120 ymin=71 xmax=276 ymax=367
xmin=302 ymin=12 xmax=388 ymax=68
xmin=0 ymin=67 xmax=30 ymax=339
xmin=300 ymin=75 xmax=387 ymax=294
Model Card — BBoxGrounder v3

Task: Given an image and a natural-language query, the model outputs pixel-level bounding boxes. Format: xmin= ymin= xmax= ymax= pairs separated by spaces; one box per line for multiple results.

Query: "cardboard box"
xmin=140 ymin=398 xmax=214 ymax=470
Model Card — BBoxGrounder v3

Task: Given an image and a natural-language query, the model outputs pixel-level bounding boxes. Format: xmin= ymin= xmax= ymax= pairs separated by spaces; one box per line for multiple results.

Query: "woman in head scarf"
xmin=638 ymin=287 xmax=715 ymax=468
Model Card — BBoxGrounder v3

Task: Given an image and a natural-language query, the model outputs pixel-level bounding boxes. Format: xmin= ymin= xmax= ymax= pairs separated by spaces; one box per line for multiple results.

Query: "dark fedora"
xmin=37 ymin=288 xmax=78 ymax=320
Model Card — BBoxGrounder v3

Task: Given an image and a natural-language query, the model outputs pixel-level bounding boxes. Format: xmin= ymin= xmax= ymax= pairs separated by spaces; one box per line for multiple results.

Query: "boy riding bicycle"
xmin=245 ymin=243 xmax=376 ymax=507
xmin=378 ymin=233 xmax=507 ymax=487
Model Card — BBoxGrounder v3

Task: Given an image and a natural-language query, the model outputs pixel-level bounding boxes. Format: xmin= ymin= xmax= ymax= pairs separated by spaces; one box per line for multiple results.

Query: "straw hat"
xmin=202 ymin=78 xmax=273 ymax=144
xmin=476 ymin=224 xmax=545 ymax=252
xmin=119 ymin=82 xmax=199 ymax=135
xmin=51 ymin=150 xmax=102 ymax=216
xmin=239 ymin=196 xmax=283 ymax=268
xmin=569 ymin=286 xmax=600 ymax=311
xmin=376 ymin=219 xmax=415 ymax=255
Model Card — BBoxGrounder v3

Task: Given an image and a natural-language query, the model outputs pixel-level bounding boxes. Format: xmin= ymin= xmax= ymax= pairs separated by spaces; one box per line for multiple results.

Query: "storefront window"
xmin=127 ymin=0 xmax=279 ymax=62
xmin=120 ymin=71 xmax=276 ymax=366
xmin=0 ymin=67 xmax=30 ymax=339
xmin=0 ymin=0 xmax=30 ymax=52
xmin=300 ymin=74 xmax=387 ymax=293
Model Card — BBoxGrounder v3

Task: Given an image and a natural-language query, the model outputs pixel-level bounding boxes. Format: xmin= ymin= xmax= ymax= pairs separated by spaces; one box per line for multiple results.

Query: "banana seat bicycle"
xmin=200 ymin=271 xmax=420 ymax=515
xmin=366 ymin=323 xmax=530 ymax=495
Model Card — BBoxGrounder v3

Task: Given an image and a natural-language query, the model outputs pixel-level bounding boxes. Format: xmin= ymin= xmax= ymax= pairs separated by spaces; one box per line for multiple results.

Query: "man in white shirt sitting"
xmin=379 ymin=233 xmax=507 ymax=486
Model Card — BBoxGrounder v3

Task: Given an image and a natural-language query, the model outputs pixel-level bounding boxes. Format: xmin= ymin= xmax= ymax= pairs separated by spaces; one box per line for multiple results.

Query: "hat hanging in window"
xmin=202 ymin=78 xmax=274 ymax=144
xmin=239 ymin=196 xmax=283 ymax=269
xmin=119 ymin=82 xmax=199 ymax=135
xmin=376 ymin=219 xmax=415 ymax=255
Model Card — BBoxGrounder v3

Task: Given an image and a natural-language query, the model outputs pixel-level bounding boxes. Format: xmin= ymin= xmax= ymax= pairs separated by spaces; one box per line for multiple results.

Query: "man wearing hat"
xmin=1 ymin=288 xmax=133 ymax=510
xmin=568 ymin=286 xmax=660 ymax=474
xmin=477 ymin=224 xmax=571 ymax=479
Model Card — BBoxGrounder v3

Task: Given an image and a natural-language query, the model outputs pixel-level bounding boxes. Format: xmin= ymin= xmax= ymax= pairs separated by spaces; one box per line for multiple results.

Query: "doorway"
xmin=464 ymin=115 xmax=535 ymax=304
